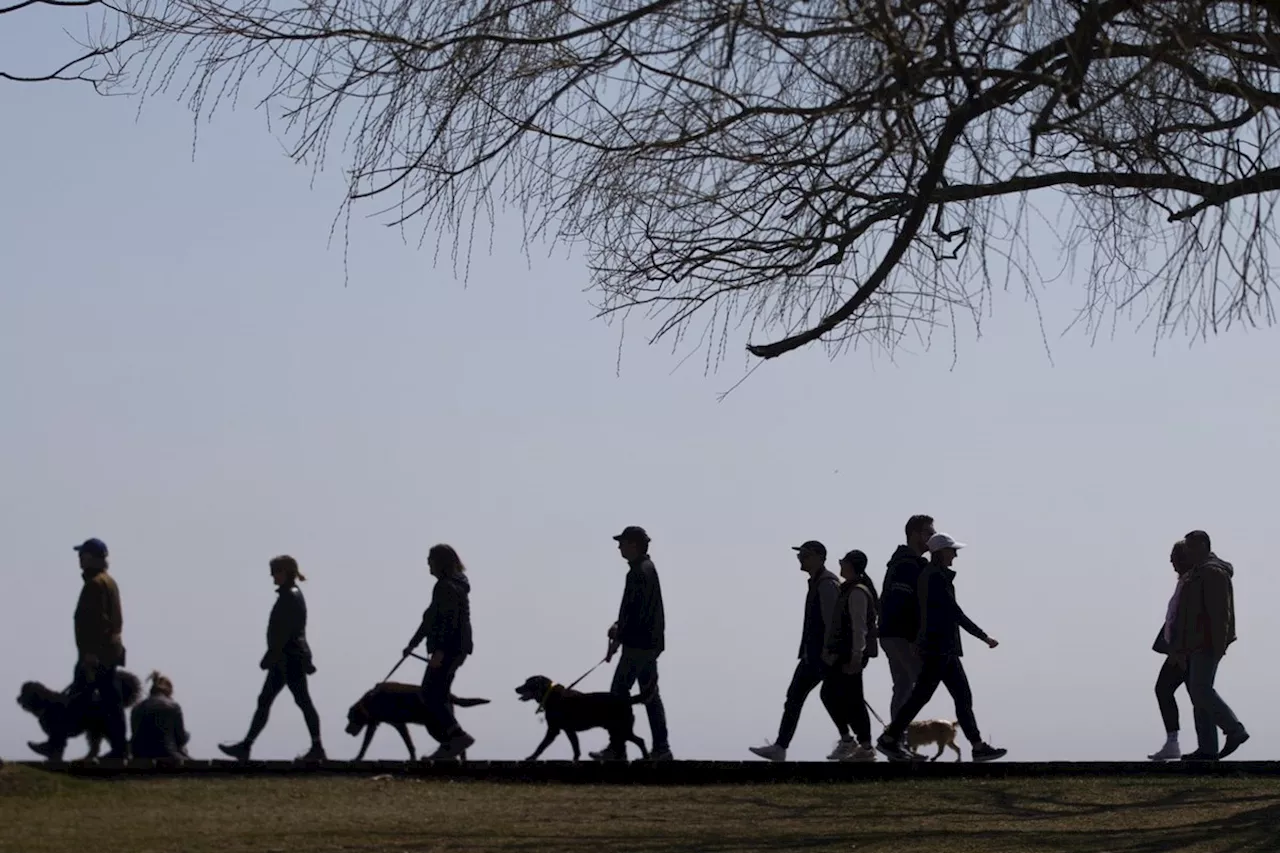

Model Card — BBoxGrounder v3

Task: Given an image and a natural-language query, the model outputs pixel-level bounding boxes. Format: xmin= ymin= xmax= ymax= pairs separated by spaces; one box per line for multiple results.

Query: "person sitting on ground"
xmin=130 ymin=671 xmax=191 ymax=760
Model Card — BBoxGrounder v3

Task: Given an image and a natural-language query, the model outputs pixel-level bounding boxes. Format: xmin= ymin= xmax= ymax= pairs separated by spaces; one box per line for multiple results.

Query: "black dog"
xmin=515 ymin=675 xmax=651 ymax=762
xmin=17 ymin=670 xmax=143 ymax=761
xmin=346 ymin=682 xmax=490 ymax=761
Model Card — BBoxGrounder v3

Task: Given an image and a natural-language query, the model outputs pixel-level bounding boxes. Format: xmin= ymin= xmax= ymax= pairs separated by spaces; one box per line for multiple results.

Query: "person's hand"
xmin=607 ymin=623 xmax=618 ymax=641
xmin=605 ymin=640 xmax=620 ymax=663
xmin=402 ymin=646 xmax=415 ymax=659
xmin=984 ymin=637 xmax=999 ymax=649
xmin=428 ymin=651 xmax=443 ymax=669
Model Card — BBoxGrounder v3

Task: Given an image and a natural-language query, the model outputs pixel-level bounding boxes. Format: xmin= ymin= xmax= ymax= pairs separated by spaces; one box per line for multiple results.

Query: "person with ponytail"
xmin=130 ymin=671 xmax=191 ymax=760
xmin=403 ymin=543 xmax=475 ymax=760
xmin=823 ymin=549 xmax=881 ymax=761
xmin=219 ymin=555 xmax=326 ymax=762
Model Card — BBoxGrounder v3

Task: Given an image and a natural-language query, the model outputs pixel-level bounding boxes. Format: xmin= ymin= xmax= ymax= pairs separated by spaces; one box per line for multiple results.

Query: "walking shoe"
xmin=1148 ymin=741 xmax=1181 ymax=761
xmin=218 ymin=741 xmax=252 ymax=762
xmin=1218 ymin=731 xmax=1250 ymax=760
xmin=971 ymin=743 xmax=1007 ymax=762
xmin=1180 ymin=750 xmax=1219 ymax=762
xmin=426 ymin=733 xmax=475 ymax=761
xmin=589 ymin=746 xmax=628 ymax=762
xmin=296 ymin=743 xmax=327 ymax=762
xmin=840 ymin=744 xmax=878 ymax=762
xmin=101 ymin=748 xmax=130 ymax=762
xmin=748 ymin=742 xmax=786 ymax=762
xmin=875 ymin=733 xmax=914 ymax=762
xmin=827 ymin=739 xmax=855 ymax=761
xmin=647 ymin=746 xmax=674 ymax=761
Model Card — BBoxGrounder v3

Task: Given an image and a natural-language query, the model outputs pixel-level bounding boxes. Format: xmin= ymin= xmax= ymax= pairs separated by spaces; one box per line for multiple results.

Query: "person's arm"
xmin=1201 ymin=568 xmax=1231 ymax=655
xmin=818 ymin=576 xmax=839 ymax=632
xmin=174 ymin=704 xmax=191 ymax=751
xmin=848 ymin=588 xmax=868 ymax=661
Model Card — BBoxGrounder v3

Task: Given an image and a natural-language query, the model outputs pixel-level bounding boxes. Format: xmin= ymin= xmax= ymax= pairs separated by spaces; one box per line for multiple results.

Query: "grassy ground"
xmin=2 ymin=764 xmax=1279 ymax=852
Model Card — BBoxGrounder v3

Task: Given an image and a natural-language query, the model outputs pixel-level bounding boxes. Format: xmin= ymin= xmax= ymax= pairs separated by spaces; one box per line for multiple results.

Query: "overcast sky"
xmin=3 ymin=11 xmax=1278 ymax=764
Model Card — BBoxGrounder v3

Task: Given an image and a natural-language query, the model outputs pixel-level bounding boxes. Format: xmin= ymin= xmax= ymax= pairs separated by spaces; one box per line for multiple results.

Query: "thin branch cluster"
xmin=37 ymin=0 xmax=1280 ymax=361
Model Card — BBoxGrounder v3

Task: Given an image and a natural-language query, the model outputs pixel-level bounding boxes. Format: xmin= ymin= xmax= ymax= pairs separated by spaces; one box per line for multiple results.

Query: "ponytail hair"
xmin=148 ymin=670 xmax=174 ymax=697
xmin=269 ymin=554 xmax=306 ymax=583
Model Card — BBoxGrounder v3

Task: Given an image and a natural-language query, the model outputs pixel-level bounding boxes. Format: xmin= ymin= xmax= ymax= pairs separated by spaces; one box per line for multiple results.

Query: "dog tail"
xmin=450 ymin=695 xmax=491 ymax=707
xmin=119 ymin=670 xmax=144 ymax=707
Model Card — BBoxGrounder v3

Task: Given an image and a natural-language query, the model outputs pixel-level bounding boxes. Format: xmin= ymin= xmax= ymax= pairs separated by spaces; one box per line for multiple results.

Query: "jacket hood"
xmin=439 ymin=572 xmax=471 ymax=593
xmin=887 ymin=544 xmax=924 ymax=568
xmin=1202 ymin=554 xmax=1234 ymax=578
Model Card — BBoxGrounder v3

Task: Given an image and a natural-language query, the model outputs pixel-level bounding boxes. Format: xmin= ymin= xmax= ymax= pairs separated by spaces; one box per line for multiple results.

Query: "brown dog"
xmin=346 ymin=682 xmax=489 ymax=761
xmin=906 ymin=719 xmax=962 ymax=761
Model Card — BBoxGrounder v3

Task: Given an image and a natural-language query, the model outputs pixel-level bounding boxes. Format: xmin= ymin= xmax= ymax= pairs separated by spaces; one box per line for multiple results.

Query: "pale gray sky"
xmin=3 ymin=11 xmax=1278 ymax=764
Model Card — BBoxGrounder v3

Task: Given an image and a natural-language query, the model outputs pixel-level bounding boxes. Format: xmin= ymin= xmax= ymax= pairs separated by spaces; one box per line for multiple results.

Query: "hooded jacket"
xmin=915 ymin=562 xmax=990 ymax=657
xmin=415 ymin=573 xmax=474 ymax=657
xmin=1168 ymin=554 xmax=1236 ymax=657
xmin=879 ymin=545 xmax=929 ymax=641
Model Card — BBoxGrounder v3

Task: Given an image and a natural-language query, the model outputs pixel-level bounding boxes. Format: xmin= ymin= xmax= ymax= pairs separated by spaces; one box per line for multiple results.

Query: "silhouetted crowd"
xmin=17 ymin=518 xmax=1246 ymax=764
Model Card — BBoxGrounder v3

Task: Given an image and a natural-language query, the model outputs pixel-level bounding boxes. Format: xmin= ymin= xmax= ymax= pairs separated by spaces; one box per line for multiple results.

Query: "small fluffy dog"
xmin=515 ymin=674 xmax=650 ymax=762
xmin=906 ymin=719 xmax=962 ymax=761
xmin=17 ymin=670 xmax=143 ymax=761
xmin=345 ymin=682 xmax=490 ymax=761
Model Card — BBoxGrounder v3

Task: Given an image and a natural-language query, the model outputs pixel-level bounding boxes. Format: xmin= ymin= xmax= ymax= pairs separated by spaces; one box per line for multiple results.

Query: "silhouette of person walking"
xmin=219 ymin=555 xmax=325 ymax=762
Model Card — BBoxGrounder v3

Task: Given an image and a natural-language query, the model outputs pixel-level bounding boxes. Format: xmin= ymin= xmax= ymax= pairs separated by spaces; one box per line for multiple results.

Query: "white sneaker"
xmin=840 ymin=745 xmax=877 ymax=762
xmin=1148 ymin=741 xmax=1180 ymax=761
xmin=749 ymin=742 xmax=786 ymax=762
xmin=826 ymin=740 xmax=855 ymax=760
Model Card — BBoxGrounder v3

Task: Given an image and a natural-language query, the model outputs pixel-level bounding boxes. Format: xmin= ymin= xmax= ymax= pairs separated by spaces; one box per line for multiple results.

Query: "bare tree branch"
xmin=23 ymin=0 xmax=1280 ymax=365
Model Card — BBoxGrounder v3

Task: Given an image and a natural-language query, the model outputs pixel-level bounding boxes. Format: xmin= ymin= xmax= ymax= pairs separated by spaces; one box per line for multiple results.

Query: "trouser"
xmin=422 ymin=653 xmax=468 ymax=744
xmin=1154 ymin=655 xmax=1187 ymax=734
xmin=246 ymin=659 xmax=321 ymax=745
xmin=827 ymin=669 xmax=872 ymax=744
xmin=885 ymin=653 xmax=981 ymax=745
xmin=62 ymin=662 xmax=128 ymax=754
xmin=880 ymin=637 xmax=923 ymax=720
xmin=775 ymin=658 xmax=843 ymax=749
xmin=610 ymin=647 xmax=669 ymax=750
xmin=1186 ymin=650 xmax=1244 ymax=755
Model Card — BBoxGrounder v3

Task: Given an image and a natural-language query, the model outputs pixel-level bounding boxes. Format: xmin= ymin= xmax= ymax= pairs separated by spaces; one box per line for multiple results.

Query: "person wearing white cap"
xmin=875 ymin=533 xmax=1007 ymax=762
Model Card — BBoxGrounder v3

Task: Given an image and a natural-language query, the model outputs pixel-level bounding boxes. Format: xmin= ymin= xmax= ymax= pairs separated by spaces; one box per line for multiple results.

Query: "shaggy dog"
xmin=906 ymin=719 xmax=962 ymax=761
xmin=515 ymin=674 xmax=650 ymax=762
xmin=346 ymin=682 xmax=490 ymax=761
xmin=17 ymin=670 xmax=143 ymax=761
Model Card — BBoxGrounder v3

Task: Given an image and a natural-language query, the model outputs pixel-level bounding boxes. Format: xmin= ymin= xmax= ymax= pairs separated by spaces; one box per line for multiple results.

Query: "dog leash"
xmin=565 ymin=656 xmax=609 ymax=692
xmin=379 ymin=651 xmax=432 ymax=684
xmin=864 ymin=700 xmax=887 ymax=728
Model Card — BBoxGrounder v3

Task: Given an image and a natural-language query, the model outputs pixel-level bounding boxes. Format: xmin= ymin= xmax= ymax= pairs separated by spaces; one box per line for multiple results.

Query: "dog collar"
xmin=535 ymin=682 xmax=558 ymax=715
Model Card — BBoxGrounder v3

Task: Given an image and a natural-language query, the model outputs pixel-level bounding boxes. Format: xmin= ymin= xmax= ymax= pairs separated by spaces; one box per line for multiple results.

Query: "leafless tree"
xmin=33 ymin=0 xmax=1280 ymax=364
xmin=1 ymin=0 xmax=135 ymax=87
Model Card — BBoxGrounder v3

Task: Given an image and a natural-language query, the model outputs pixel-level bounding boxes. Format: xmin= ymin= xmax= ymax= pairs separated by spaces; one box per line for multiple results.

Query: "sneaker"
xmin=1148 ymin=741 xmax=1181 ymax=761
xmin=647 ymin=746 xmax=674 ymax=762
xmin=971 ymin=743 xmax=1007 ymax=762
xmin=588 ymin=746 xmax=628 ymax=762
xmin=1181 ymin=750 xmax=1219 ymax=762
xmin=748 ymin=743 xmax=786 ymax=762
xmin=101 ymin=749 xmax=130 ymax=762
xmin=827 ymin=740 xmax=855 ymax=761
xmin=1218 ymin=731 xmax=1250 ymax=760
xmin=296 ymin=744 xmax=327 ymax=762
xmin=218 ymin=742 xmax=252 ymax=762
xmin=840 ymin=744 xmax=878 ymax=762
xmin=426 ymin=733 xmax=475 ymax=761
xmin=875 ymin=733 xmax=914 ymax=762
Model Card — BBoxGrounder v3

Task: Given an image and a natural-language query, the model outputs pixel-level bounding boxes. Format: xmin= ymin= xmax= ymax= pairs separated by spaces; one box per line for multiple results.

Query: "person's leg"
xmin=847 ymin=671 xmax=872 ymax=746
xmin=777 ymin=660 xmax=823 ymax=749
xmin=939 ymin=657 xmax=1006 ymax=761
xmin=1186 ymin=650 xmax=1247 ymax=758
xmin=884 ymin=655 xmax=943 ymax=741
xmin=285 ymin=664 xmax=324 ymax=755
xmin=881 ymin=638 xmax=923 ymax=720
xmin=245 ymin=667 xmax=287 ymax=744
xmin=92 ymin=665 xmax=129 ymax=756
xmin=632 ymin=652 xmax=670 ymax=754
xmin=1150 ymin=657 xmax=1185 ymax=759
xmin=819 ymin=670 xmax=852 ymax=743
xmin=420 ymin=657 xmax=461 ymax=744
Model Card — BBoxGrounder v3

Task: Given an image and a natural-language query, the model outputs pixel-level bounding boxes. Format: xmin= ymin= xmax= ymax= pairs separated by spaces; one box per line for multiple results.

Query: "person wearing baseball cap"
xmin=591 ymin=525 xmax=672 ymax=761
xmin=32 ymin=538 xmax=129 ymax=760
xmin=749 ymin=540 xmax=845 ymax=761
xmin=875 ymin=533 xmax=1007 ymax=763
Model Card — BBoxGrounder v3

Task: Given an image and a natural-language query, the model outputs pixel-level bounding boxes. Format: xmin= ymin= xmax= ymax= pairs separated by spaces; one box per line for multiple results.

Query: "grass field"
xmin=2 ymin=763 xmax=1279 ymax=852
